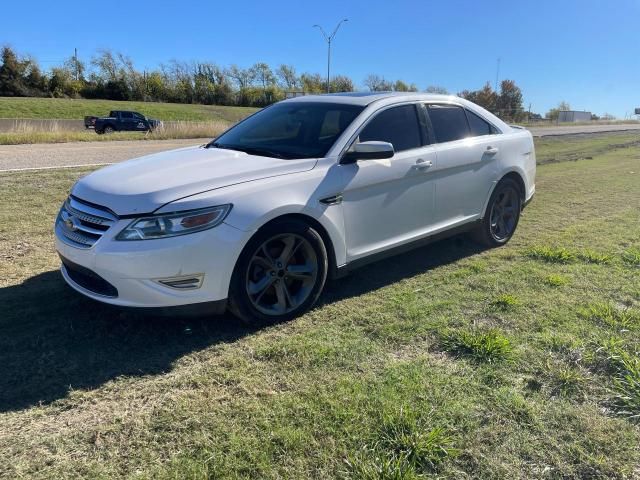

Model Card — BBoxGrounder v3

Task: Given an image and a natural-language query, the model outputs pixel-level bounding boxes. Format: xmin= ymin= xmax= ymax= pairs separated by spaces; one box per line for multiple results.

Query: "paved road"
xmin=528 ymin=123 xmax=640 ymax=137
xmin=1 ymin=124 xmax=640 ymax=172
xmin=0 ymin=138 xmax=210 ymax=172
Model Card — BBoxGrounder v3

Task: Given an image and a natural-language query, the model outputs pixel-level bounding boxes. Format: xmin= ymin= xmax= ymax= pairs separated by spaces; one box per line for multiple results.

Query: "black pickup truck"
xmin=91 ymin=111 xmax=163 ymax=134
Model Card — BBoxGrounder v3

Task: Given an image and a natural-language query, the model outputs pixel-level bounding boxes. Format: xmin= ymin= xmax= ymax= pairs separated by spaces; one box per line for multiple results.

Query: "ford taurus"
xmin=55 ymin=92 xmax=536 ymax=324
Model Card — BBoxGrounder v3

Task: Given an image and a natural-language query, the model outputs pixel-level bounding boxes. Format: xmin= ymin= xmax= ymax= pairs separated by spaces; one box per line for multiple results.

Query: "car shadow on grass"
xmin=0 ymin=235 xmax=484 ymax=413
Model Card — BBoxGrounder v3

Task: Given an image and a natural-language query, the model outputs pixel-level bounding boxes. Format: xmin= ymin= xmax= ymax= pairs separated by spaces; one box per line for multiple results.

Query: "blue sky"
xmin=3 ymin=0 xmax=640 ymax=117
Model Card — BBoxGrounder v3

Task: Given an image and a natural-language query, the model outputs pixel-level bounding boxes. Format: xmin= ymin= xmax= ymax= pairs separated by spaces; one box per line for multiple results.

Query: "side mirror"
xmin=341 ymin=141 xmax=394 ymax=164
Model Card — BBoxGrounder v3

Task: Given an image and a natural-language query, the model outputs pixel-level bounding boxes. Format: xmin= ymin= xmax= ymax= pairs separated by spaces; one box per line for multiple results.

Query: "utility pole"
xmin=313 ymin=19 xmax=348 ymax=93
xmin=74 ymin=48 xmax=79 ymax=81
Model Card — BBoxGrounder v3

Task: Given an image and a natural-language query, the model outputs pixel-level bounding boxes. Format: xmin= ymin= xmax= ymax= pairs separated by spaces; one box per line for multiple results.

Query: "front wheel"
xmin=473 ymin=178 xmax=522 ymax=247
xmin=228 ymin=219 xmax=328 ymax=325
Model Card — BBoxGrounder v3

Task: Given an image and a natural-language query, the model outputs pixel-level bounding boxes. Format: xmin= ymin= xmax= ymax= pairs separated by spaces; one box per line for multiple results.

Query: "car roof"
xmin=281 ymin=91 xmax=457 ymax=106
xmin=280 ymin=91 xmax=512 ymax=133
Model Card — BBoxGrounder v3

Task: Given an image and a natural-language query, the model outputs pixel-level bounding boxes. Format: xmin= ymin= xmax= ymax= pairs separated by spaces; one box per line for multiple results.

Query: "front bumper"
xmin=55 ymin=220 xmax=249 ymax=310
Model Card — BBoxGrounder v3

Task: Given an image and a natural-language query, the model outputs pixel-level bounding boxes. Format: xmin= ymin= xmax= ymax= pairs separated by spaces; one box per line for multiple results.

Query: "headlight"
xmin=116 ymin=204 xmax=232 ymax=241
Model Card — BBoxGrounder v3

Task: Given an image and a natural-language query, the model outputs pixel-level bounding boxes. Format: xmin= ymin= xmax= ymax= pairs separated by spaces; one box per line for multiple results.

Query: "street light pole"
xmin=313 ymin=19 xmax=348 ymax=93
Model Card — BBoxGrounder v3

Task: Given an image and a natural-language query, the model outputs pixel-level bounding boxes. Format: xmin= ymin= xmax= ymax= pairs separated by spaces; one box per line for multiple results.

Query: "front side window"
xmin=211 ymin=102 xmax=363 ymax=159
xmin=427 ymin=104 xmax=470 ymax=143
xmin=121 ymin=112 xmax=133 ymax=119
xmin=359 ymin=104 xmax=422 ymax=152
xmin=466 ymin=109 xmax=495 ymax=137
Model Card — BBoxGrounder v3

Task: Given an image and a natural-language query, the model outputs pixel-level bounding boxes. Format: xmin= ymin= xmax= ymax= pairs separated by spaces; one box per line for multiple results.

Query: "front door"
xmin=340 ymin=104 xmax=437 ymax=261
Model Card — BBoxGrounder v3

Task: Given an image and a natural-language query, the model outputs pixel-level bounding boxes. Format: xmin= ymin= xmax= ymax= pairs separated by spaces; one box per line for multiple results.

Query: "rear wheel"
xmin=228 ymin=219 xmax=328 ymax=325
xmin=104 ymin=125 xmax=115 ymax=134
xmin=473 ymin=178 xmax=522 ymax=247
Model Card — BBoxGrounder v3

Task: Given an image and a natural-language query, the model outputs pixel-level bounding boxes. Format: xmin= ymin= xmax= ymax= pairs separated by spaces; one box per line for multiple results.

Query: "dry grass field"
xmin=0 ymin=119 xmax=230 ymax=145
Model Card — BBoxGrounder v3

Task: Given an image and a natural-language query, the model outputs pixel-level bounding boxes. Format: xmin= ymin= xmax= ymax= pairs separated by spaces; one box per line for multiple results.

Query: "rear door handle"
xmin=485 ymin=146 xmax=499 ymax=155
xmin=414 ymin=158 xmax=433 ymax=170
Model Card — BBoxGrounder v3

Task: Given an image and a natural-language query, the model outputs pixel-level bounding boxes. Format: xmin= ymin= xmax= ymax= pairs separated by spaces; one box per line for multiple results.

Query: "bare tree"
xmin=425 ymin=85 xmax=449 ymax=94
xmin=226 ymin=65 xmax=256 ymax=105
xmin=276 ymin=64 xmax=299 ymax=91
xmin=226 ymin=65 xmax=255 ymax=91
xmin=364 ymin=74 xmax=392 ymax=92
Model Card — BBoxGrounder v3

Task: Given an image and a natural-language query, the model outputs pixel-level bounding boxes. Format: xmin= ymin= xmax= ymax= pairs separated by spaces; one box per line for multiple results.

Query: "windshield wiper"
xmin=206 ymin=142 xmax=287 ymax=159
xmin=206 ymin=141 xmax=231 ymax=149
xmin=227 ymin=146 xmax=288 ymax=159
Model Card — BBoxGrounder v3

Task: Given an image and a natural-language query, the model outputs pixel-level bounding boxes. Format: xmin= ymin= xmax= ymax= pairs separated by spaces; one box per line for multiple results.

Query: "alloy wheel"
xmin=245 ymin=233 xmax=318 ymax=316
xmin=490 ymin=186 xmax=519 ymax=241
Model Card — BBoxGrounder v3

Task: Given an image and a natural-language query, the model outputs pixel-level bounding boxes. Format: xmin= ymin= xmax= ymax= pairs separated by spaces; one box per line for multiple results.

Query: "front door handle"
xmin=485 ymin=146 xmax=499 ymax=155
xmin=414 ymin=158 xmax=433 ymax=170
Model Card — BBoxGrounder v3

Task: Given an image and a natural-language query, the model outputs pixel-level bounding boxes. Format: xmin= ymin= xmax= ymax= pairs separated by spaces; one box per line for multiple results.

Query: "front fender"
xmin=157 ymin=163 xmax=349 ymax=267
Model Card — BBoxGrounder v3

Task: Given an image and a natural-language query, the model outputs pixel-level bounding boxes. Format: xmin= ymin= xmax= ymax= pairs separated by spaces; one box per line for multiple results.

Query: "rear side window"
xmin=426 ymin=104 xmax=469 ymax=143
xmin=359 ymin=105 xmax=422 ymax=152
xmin=466 ymin=109 xmax=495 ymax=136
xmin=121 ymin=112 xmax=133 ymax=119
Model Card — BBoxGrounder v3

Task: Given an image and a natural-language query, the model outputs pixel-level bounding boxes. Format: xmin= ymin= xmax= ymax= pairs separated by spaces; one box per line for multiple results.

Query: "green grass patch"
xmin=347 ymin=408 xmax=457 ymax=478
xmin=525 ymin=245 xmax=576 ymax=263
xmin=0 ymin=96 xmax=257 ymax=122
xmin=579 ymin=302 xmax=639 ymax=330
xmin=577 ymin=249 xmax=613 ymax=264
xmin=622 ymin=248 xmax=640 ymax=266
xmin=490 ymin=293 xmax=521 ymax=311
xmin=544 ymin=273 xmax=569 ymax=287
xmin=544 ymin=361 xmax=588 ymax=398
xmin=441 ymin=328 xmax=513 ymax=363
xmin=610 ymin=352 xmax=640 ymax=421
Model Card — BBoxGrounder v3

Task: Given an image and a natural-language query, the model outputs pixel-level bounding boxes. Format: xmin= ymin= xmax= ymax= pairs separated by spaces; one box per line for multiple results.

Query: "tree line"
xmin=1 ymin=45 xmax=535 ymax=120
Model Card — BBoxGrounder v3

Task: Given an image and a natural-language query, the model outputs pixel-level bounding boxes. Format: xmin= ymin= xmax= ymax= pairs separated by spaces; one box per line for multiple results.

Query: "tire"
xmin=472 ymin=178 xmax=522 ymax=247
xmin=103 ymin=125 xmax=115 ymax=134
xmin=228 ymin=219 xmax=328 ymax=326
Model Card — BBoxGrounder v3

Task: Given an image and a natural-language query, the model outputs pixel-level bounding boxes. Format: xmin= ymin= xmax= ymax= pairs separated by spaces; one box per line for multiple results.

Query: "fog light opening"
xmin=156 ymin=274 xmax=204 ymax=290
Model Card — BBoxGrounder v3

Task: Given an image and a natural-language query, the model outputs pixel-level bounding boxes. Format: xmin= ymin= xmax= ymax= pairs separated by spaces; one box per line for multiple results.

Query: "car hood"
xmin=72 ymin=145 xmax=317 ymax=216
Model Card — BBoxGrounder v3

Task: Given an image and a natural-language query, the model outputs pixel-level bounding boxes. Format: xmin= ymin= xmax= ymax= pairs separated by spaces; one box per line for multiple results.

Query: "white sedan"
xmin=55 ymin=92 xmax=536 ymax=324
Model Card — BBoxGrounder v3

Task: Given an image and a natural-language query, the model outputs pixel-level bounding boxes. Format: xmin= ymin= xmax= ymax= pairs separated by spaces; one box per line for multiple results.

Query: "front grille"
xmin=55 ymin=196 xmax=117 ymax=248
xmin=61 ymin=256 xmax=119 ymax=297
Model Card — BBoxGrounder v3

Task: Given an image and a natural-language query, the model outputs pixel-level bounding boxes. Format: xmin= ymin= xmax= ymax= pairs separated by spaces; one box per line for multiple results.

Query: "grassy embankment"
xmin=0 ymin=97 xmax=258 ymax=144
xmin=0 ymin=133 xmax=638 ymax=478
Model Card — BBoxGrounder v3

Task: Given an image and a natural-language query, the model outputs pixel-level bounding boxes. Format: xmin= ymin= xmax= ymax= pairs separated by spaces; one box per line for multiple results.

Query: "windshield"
xmin=209 ymin=102 xmax=363 ymax=159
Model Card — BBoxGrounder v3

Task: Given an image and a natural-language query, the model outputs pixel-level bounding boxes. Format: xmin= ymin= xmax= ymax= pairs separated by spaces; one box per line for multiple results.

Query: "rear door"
xmin=340 ymin=103 xmax=438 ymax=260
xmin=425 ymin=104 xmax=500 ymax=228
